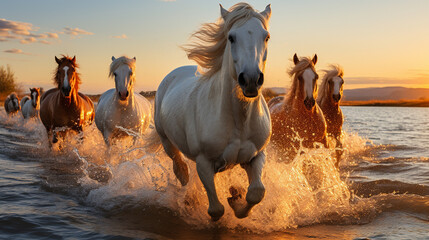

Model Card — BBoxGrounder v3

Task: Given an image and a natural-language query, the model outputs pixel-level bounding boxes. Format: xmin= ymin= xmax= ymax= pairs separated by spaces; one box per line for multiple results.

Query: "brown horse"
xmin=317 ymin=64 xmax=345 ymax=167
xmin=268 ymin=54 xmax=327 ymax=161
xmin=40 ymin=55 xmax=95 ymax=144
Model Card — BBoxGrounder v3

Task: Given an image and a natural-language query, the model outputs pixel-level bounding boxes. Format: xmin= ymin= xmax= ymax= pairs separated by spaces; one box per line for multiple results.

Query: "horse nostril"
xmin=257 ymin=73 xmax=264 ymax=86
xmin=126 ymin=91 xmax=129 ymax=97
xmin=238 ymin=73 xmax=246 ymax=87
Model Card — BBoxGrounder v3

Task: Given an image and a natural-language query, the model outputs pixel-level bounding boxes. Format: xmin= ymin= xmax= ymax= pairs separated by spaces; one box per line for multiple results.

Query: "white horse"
xmin=154 ymin=3 xmax=272 ymax=221
xmin=4 ymin=92 xmax=20 ymax=115
xmin=21 ymin=87 xmax=40 ymax=119
xmin=95 ymin=56 xmax=152 ymax=145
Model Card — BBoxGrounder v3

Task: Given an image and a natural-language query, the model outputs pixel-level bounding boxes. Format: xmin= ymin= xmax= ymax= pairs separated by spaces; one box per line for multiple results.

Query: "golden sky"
xmin=1 ymin=0 xmax=428 ymax=93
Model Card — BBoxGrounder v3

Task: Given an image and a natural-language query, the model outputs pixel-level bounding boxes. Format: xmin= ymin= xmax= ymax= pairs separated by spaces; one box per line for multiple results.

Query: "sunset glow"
xmin=1 ymin=0 xmax=428 ymax=94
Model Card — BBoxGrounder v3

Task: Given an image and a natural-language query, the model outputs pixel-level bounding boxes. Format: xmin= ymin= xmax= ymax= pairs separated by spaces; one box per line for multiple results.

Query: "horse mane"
xmin=318 ymin=64 xmax=344 ymax=103
xmin=30 ymin=88 xmax=40 ymax=99
xmin=285 ymin=57 xmax=317 ymax=104
xmin=182 ymin=3 xmax=269 ymax=79
xmin=109 ymin=56 xmax=136 ymax=78
xmin=7 ymin=92 xmax=18 ymax=100
xmin=53 ymin=55 xmax=81 ymax=89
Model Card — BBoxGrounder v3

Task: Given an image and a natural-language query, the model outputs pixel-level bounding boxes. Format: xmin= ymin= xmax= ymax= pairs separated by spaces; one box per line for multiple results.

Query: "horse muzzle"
xmin=118 ymin=90 xmax=129 ymax=101
xmin=332 ymin=94 xmax=341 ymax=102
xmin=304 ymin=97 xmax=315 ymax=110
xmin=238 ymin=71 xmax=264 ymax=98
xmin=61 ymin=87 xmax=71 ymax=97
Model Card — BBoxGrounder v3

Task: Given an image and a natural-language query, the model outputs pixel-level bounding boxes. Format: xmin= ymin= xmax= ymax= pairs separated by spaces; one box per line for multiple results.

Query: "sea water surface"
xmin=0 ymin=106 xmax=428 ymax=239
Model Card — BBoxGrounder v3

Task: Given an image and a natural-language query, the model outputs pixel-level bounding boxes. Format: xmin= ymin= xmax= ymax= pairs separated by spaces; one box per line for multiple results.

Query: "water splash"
xmin=0 ymin=109 xmax=387 ymax=233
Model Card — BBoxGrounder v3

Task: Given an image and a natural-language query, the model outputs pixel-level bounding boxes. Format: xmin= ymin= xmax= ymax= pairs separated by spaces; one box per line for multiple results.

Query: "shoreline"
xmin=1 ymin=92 xmax=428 ymax=108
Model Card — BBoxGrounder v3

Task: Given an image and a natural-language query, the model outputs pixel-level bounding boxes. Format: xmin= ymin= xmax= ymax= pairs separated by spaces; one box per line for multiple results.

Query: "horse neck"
xmin=60 ymin=87 xmax=79 ymax=107
xmin=287 ymin=80 xmax=308 ymax=111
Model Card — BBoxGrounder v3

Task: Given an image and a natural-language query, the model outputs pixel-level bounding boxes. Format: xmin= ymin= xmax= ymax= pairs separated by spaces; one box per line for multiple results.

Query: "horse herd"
xmin=3 ymin=3 xmax=346 ymax=221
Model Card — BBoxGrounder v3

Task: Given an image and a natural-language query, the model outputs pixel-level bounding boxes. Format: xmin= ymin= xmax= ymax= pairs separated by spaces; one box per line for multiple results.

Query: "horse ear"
xmin=260 ymin=4 xmax=271 ymax=20
xmin=220 ymin=4 xmax=229 ymax=20
xmin=312 ymin=54 xmax=318 ymax=65
xmin=29 ymin=88 xmax=31 ymax=92
xmin=111 ymin=56 xmax=116 ymax=62
xmin=72 ymin=56 xmax=76 ymax=63
xmin=55 ymin=56 xmax=61 ymax=64
xmin=293 ymin=53 xmax=299 ymax=65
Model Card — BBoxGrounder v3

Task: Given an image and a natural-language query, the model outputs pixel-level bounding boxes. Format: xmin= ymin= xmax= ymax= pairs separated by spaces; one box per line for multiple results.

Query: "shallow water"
xmin=0 ymin=106 xmax=428 ymax=239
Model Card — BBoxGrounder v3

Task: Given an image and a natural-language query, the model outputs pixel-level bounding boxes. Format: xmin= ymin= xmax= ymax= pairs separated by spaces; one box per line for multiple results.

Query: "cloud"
xmin=20 ymin=37 xmax=37 ymax=44
xmin=1 ymin=18 xmax=93 ymax=44
xmin=63 ymin=27 xmax=93 ymax=36
xmin=48 ymin=32 xmax=58 ymax=39
xmin=3 ymin=48 xmax=31 ymax=55
xmin=39 ymin=40 xmax=53 ymax=45
xmin=0 ymin=18 xmax=34 ymax=36
xmin=112 ymin=34 xmax=128 ymax=39
xmin=346 ymin=76 xmax=429 ymax=86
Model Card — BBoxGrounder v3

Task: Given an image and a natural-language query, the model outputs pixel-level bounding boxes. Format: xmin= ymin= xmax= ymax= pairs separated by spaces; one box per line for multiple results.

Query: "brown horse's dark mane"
xmin=53 ymin=55 xmax=81 ymax=90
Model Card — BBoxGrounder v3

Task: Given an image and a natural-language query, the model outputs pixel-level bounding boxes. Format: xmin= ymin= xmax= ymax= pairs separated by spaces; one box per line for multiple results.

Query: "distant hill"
xmin=265 ymin=86 xmax=429 ymax=101
xmin=343 ymin=87 xmax=429 ymax=101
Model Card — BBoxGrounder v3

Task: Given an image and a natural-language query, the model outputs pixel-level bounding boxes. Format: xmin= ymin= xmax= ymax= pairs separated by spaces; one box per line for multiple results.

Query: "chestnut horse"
xmin=317 ymin=64 xmax=345 ymax=167
xmin=21 ymin=87 xmax=40 ymax=119
xmin=4 ymin=92 xmax=20 ymax=115
xmin=268 ymin=54 xmax=327 ymax=161
xmin=40 ymin=55 xmax=95 ymax=144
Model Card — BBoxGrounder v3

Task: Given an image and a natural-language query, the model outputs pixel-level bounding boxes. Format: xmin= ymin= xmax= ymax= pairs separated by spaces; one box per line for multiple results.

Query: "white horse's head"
xmin=30 ymin=87 xmax=40 ymax=108
xmin=291 ymin=53 xmax=318 ymax=110
xmin=222 ymin=4 xmax=271 ymax=98
xmin=110 ymin=56 xmax=136 ymax=101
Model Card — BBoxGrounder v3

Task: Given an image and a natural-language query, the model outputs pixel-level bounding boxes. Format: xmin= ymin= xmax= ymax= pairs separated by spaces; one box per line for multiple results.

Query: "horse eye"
xmin=228 ymin=35 xmax=235 ymax=43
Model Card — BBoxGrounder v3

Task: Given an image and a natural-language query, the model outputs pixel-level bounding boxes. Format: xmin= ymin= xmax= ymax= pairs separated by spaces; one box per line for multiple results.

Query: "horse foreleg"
xmin=334 ymin=137 xmax=343 ymax=168
xmin=196 ymin=154 xmax=224 ymax=221
xmin=229 ymin=151 xmax=266 ymax=218
xmin=160 ymin=137 xmax=189 ymax=186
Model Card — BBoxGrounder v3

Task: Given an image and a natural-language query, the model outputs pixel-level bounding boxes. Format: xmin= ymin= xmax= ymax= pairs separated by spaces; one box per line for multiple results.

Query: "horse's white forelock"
xmin=183 ymin=3 xmax=269 ymax=80
xmin=109 ymin=56 xmax=136 ymax=78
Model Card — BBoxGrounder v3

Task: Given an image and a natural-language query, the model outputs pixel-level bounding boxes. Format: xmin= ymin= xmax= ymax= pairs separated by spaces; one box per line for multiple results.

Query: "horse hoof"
xmin=227 ymin=186 xmax=248 ymax=219
xmin=208 ymin=204 xmax=225 ymax=221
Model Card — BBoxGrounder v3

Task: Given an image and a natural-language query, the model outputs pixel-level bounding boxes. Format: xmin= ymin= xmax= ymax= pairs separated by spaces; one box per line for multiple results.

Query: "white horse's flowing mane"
xmin=318 ymin=64 xmax=344 ymax=103
xmin=109 ymin=56 xmax=136 ymax=78
xmin=183 ymin=2 xmax=269 ymax=79
xmin=285 ymin=57 xmax=317 ymax=104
